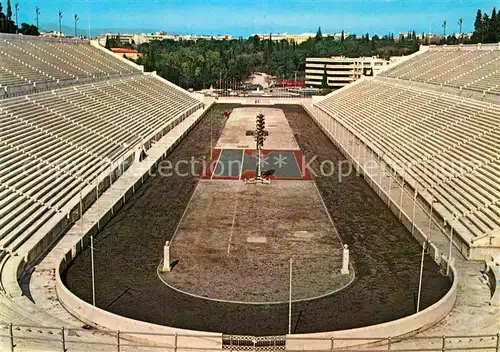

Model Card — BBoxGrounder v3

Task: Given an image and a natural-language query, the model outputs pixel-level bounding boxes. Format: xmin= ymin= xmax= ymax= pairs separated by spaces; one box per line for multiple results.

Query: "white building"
xmin=251 ymin=32 xmax=349 ymax=44
xmin=305 ymin=56 xmax=391 ymax=89
xmin=97 ymin=32 xmax=232 ymax=46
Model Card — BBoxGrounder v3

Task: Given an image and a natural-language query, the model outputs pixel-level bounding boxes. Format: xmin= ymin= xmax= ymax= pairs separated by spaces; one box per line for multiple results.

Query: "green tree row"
xmin=0 ymin=0 xmax=39 ymax=35
xmin=471 ymin=7 xmax=500 ymax=43
xmin=135 ymin=31 xmax=419 ymax=90
xmin=440 ymin=7 xmax=499 ymax=45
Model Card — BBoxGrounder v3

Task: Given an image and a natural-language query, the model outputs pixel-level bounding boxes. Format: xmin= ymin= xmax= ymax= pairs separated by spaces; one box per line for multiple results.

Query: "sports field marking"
xmin=238 ymin=150 xmax=245 ymax=180
xmin=210 ymin=149 xmax=223 ymax=180
xmin=227 ymin=199 xmax=239 ymax=254
xmin=290 ymin=150 xmax=300 ymax=177
xmin=169 ymin=186 xmax=200 ymax=245
xmin=312 ymin=181 xmax=344 ymax=245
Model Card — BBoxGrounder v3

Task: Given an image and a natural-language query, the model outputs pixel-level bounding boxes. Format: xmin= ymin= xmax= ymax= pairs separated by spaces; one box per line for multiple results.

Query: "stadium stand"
xmin=0 ymin=35 xmax=203 ymax=259
xmin=316 ymin=75 xmax=500 ymax=255
xmin=0 ymin=34 xmax=497 ymax=351
xmin=380 ymin=44 xmax=500 ymax=95
xmin=0 ymin=34 xmax=140 ymax=96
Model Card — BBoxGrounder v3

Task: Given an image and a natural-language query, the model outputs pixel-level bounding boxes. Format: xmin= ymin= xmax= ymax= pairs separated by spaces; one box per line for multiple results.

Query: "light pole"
xmin=14 ymin=3 xmax=19 ymax=33
xmin=74 ymin=13 xmax=78 ymax=38
xmin=411 ymin=185 xmax=419 ymax=234
xmin=90 ymin=234 xmax=96 ymax=306
xmin=446 ymin=218 xmax=456 ymax=276
xmin=288 ymin=257 xmax=293 ymax=335
xmin=87 ymin=0 xmax=91 ymax=38
xmin=35 ymin=6 xmax=40 ymax=30
xmin=427 ymin=197 xmax=437 ymax=242
xmin=58 ymin=10 xmax=63 ymax=37
xmin=416 ymin=240 xmax=427 ymax=313
xmin=210 ymin=117 xmax=213 ymax=161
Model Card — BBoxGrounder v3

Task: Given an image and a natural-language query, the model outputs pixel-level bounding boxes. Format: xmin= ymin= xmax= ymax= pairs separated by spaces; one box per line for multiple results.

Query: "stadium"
xmin=0 ymin=24 xmax=499 ymax=352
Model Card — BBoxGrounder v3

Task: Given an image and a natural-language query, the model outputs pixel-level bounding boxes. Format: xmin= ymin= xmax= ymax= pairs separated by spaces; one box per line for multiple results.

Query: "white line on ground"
xmin=238 ymin=149 xmax=246 ymax=180
xmin=312 ymin=181 xmax=344 ymax=245
xmin=210 ymin=148 xmax=224 ymax=180
xmin=227 ymin=199 xmax=239 ymax=254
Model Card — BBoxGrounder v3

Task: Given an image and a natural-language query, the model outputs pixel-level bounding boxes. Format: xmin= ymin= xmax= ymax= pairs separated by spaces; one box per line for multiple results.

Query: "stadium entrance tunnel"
xmin=60 ymin=103 xmax=453 ymax=338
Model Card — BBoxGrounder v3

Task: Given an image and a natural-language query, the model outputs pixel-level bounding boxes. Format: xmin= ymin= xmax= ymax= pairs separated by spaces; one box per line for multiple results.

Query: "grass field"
xmin=63 ymin=104 xmax=451 ymax=335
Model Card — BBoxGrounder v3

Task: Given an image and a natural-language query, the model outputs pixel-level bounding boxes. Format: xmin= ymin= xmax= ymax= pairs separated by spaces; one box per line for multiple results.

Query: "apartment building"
xmin=305 ymin=56 xmax=391 ymax=89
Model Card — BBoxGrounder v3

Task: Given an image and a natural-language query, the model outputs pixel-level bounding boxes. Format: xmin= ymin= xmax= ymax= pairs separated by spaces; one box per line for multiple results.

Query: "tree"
xmin=340 ymin=30 xmax=344 ymax=43
xmin=488 ymin=8 xmax=498 ymax=42
xmin=442 ymin=20 xmax=447 ymax=37
xmin=493 ymin=8 xmax=500 ymax=41
xmin=315 ymin=26 xmax=323 ymax=41
xmin=104 ymin=35 xmax=111 ymax=49
xmin=134 ymin=28 xmax=421 ymax=90
xmin=321 ymin=65 xmax=328 ymax=89
xmin=7 ymin=0 xmax=12 ymax=19
xmin=18 ymin=23 xmax=39 ymax=35
xmin=0 ymin=2 xmax=16 ymax=33
xmin=482 ymin=12 xmax=490 ymax=42
xmin=6 ymin=0 xmax=12 ymax=32
xmin=472 ymin=9 xmax=483 ymax=43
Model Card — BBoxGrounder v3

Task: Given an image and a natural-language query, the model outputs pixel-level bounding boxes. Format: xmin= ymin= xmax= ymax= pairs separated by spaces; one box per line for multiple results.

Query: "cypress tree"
xmin=482 ymin=12 xmax=490 ymax=42
xmin=315 ymin=26 xmax=323 ymax=41
xmin=472 ymin=9 xmax=483 ymax=43
xmin=321 ymin=65 xmax=328 ymax=89
xmin=494 ymin=8 xmax=500 ymax=41
xmin=491 ymin=8 xmax=498 ymax=42
xmin=7 ymin=0 xmax=11 ymax=19
xmin=105 ymin=35 xmax=111 ymax=49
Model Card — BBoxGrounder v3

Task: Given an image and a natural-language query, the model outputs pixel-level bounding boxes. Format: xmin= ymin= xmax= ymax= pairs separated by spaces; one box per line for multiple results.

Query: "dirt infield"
xmin=161 ymin=180 xmax=349 ymax=303
xmin=62 ymin=103 xmax=451 ymax=335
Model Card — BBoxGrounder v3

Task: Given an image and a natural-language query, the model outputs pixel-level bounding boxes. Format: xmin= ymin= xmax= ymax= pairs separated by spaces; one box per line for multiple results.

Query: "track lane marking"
xmin=238 ymin=149 xmax=246 ymax=180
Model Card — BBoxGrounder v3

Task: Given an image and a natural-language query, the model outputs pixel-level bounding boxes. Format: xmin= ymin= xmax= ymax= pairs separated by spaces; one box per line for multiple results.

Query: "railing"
xmin=1 ymin=324 xmax=498 ymax=351
xmin=1 ymin=71 xmax=143 ymax=99
xmin=286 ymin=334 xmax=500 ymax=351
xmin=0 ymin=32 xmax=89 ymax=45
xmin=222 ymin=335 xmax=286 ymax=350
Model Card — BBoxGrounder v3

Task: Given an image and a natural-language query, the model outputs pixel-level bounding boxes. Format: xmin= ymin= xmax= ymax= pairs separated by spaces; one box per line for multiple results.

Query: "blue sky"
xmin=12 ymin=0 xmax=498 ymax=37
